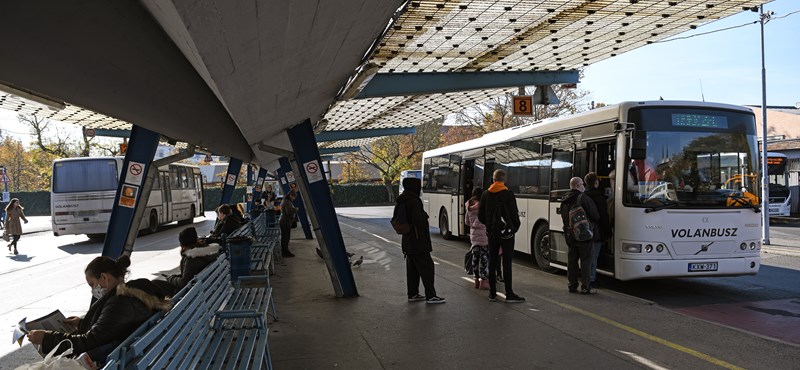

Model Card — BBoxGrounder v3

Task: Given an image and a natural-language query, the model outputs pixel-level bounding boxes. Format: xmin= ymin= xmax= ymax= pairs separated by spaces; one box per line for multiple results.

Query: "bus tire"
xmin=533 ymin=224 xmax=558 ymax=273
xmin=148 ymin=211 xmax=159 ymax=234
xmin=86 ymin=233 xmax=105 ymax=241
xmin=439 ymin=208 xmax=452 ymax=240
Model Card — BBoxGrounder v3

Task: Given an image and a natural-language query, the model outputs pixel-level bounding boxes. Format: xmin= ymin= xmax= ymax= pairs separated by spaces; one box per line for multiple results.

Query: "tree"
xmin=18 ymin=114 xmax=121 ymax=157
xmin=338 ymin=155 xmax=372 ymax=183
xmin=349 ymin=118 xmax=443 ymax=201
xmin=0 ymin=136 xmax=53 ymax=191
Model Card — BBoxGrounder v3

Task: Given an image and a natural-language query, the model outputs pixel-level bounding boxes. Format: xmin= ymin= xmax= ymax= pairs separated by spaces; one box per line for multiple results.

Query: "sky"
xmin=1 ymin=0 xmax=798 ymax=145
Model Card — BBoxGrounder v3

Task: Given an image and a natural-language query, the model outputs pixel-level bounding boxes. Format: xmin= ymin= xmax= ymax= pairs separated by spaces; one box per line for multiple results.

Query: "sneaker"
xmin=568 ymin=285 xmax=578 ymax=293
xmin=426 ymin=296 xmax=446 ymax=304
xmin=284 ymin=251 xmax=295 ymax=257
xmin=505 ymin=294 xmax=525 ymax=303
xmin=580 ymin=288 xmax=598 ymax=295
xmin=488 ymin=295 xmax=497 ymax=302
xmin=408 ymin=294 xmax=425 ymax=302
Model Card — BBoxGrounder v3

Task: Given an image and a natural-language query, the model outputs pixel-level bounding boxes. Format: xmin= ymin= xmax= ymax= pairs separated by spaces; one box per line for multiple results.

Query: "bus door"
xmin=195 ymin=174 xmax=204 ymax=217
xmin=161 ymin=171 xmax=172 ymax=222
xmin=587 ymin=141 xmax=616 ymax=274
xmin=458 ymin=159 xmax=475 ymax=236
xmin=548 ymin=149 xmax=574 ymax=265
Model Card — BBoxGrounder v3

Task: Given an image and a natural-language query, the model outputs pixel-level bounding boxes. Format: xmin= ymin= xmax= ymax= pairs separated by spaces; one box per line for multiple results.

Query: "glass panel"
xmin=626 ymin=107 xmax=759 ymax=208
xmin=52 ymin=159 xmax=118 ymax=193
xmin=504 ymin=139 xmax=549 ymax=195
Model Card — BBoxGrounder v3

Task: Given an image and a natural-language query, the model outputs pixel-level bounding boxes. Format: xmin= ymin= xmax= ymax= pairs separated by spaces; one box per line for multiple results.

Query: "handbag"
xmin=15 ymin=340 xmax=87 ymax=370
xmin=2 ymin=229 xmax=9 ymax=242
xmin=463 ymin=246 xmax=474 ymax=275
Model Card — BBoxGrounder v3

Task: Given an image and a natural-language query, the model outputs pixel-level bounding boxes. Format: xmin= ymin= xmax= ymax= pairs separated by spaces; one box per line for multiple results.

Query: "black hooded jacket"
xmin=560 ymin=189 xmax=601 ymax=243
xmin=396 ymin=178 xmax=432 ymax=254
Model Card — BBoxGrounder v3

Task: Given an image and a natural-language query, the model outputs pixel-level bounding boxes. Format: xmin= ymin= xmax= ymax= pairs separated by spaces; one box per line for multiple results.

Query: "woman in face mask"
xmin=26 ymin=255 xmax=171 ymax=366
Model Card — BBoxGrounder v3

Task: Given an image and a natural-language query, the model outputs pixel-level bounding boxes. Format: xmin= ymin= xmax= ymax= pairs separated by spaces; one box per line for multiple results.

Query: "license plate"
xmin=688 ymin=262 xmax=718 ymax=272
xmin=77 ymin=210 xmax=96 ymax=217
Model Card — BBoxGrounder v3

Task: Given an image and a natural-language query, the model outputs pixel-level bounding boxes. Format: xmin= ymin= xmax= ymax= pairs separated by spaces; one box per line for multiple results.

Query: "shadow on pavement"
xmin=5 ymin=254 xmax=35 ymax=262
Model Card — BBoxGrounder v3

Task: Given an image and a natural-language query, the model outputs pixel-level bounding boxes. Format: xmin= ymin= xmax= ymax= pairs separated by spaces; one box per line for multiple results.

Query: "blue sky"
xmin=582 ymin=0 xmax=799 ymax=107
xmin=2 ymin=1 xmax=798 ymax=143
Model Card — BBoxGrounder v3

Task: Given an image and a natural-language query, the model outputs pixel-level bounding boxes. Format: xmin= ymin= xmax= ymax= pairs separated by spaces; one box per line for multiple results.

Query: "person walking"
xmin=583 ymin=172 xmax=612 ymax=288
xmin=464 ymin=188 xmax=489 ymax=289
xmin=279 ymin=190 xmax=298 ymax=257
xmin=478 ymin=169 xmax=524 ymax=303
xmin=5 ymin=198 xmax=28 ymax=255
xmin=560 ymin=177 xmax=600 ymax=294
xmin=397 ymin=177 xmax=445 ymax=304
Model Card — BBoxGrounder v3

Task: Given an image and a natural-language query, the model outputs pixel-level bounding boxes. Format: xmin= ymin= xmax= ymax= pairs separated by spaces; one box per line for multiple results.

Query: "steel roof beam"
xmin=315 ymin=127 xmax=416 ymax=142
xmin=319 ymin=147 xmax=361 ymax=155
xmin=355 ymin=70 xmax=579 ymax=99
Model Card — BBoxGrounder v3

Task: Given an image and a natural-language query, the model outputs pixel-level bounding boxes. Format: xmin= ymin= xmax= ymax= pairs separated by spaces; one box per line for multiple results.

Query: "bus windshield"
xmin=53 ymin=159 xmax=118 ymax=193
xmin=625 ymin=107 xmax=759 ymax=209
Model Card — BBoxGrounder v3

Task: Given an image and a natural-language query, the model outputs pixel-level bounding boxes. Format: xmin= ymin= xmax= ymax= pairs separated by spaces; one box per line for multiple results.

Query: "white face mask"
xmin=92 ymin=283 xmax=107 ymax=299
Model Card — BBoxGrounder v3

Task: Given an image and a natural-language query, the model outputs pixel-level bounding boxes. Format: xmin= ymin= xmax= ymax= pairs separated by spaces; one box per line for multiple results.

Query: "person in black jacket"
xmin=155 ymin=227 xmax=221 ymax=296
xmin=397 ymin=177 xmax=445 ymax=304
xmin=478 ymin=169 xmax=524 ymax=303
xmin=560 ymin=177 xmax=601 ymax=294
xmin=27 ymin=255 xmax=170 ymax=365
xmin=583 ymin=172 xmax=612 ymax=288
xmin=210 ymin=204 xmax=241 ymax=238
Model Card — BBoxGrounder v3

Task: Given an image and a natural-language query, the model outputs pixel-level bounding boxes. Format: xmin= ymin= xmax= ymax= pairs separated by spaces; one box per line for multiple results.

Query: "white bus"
xmin=766 ymin=152 xmax=791 ymax=217
xmin=51 ymin=157 xmax=204 ymax=238
xmin=423 ymin=101 xmax=762 ymax=280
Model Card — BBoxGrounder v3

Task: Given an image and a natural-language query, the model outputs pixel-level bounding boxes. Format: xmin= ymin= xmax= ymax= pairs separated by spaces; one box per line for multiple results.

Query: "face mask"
xmin=92 ymin=283 xmax=107 ymax=299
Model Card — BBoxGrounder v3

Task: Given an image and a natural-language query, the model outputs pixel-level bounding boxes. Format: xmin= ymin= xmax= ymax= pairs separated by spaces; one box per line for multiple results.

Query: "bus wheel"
xmin=439 ymin=209 xmax=452 ymax=240
xmin=533 ymin=225 xmax=557 ymax=273
xmin=148 ymin=211 xmax=159 ymax=234
xmin=86 ymin=233 xmax=105 ymax=241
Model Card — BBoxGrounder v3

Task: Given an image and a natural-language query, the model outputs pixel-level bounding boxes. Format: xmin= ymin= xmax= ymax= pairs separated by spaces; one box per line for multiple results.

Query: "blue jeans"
xmin=589 ymin=241 xmax=602 ymax=283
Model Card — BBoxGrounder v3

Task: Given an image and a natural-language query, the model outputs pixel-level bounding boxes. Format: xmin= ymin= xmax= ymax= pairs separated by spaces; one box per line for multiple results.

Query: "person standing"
xmin=5 ymin=198 xmax=28 ymax=255
xmin=397 ymin=177 xmax=445 ymax=304
xmin=583 ymin=172 xmax=611 ymax=288
xmin=478 ymin=169 xmax=524 ymax=303
xmin=464 ymin=188 xmax=489 ymax=289
xmin=279 ymin=190 xmax=298 ymax=257
xmin=560 ymin=177 xmax=600 ymax=294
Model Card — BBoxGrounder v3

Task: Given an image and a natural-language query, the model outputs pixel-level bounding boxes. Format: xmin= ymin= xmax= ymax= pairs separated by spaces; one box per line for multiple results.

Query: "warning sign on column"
xmin=119 ymin=184 xmax=139 ymax=208
xmin=125 ymin=161 xmax=146 ymax=186
xmin=304 ymin=160 xmax=324 ymax=183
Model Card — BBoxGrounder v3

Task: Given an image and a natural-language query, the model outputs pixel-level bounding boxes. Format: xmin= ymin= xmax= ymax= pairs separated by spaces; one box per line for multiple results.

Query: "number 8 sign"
xmin=513 ymin=95 xmax=533 ymax=116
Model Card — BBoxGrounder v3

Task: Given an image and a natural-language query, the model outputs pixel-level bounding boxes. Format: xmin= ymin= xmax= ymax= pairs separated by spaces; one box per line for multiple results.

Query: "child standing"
xmin=464 ymin=188 xmax=489 ymax=289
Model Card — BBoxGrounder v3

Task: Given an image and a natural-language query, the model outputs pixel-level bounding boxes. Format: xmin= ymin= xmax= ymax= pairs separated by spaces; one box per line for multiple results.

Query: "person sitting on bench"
xmin=154 ymin=227 xmax=221 ymax=296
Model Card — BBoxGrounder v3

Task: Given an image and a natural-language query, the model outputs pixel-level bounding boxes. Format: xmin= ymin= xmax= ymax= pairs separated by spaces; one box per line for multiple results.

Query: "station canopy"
xmin=0 ymin=0 xmax=766 ymax=168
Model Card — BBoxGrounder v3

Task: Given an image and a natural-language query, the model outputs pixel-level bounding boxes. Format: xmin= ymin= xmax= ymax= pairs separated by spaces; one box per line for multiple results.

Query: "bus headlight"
xmin=750 ymin=242 xmax=756 ymax=250
xmin=623 ymin=243 xmax=642 ymax=253
xmin=740 ymin=243 xmax=747 ymax=251
xmin=644 ymin=244 xmax=653 ymax=253
xmin=656 ymin=244 xmax=664 ymax=253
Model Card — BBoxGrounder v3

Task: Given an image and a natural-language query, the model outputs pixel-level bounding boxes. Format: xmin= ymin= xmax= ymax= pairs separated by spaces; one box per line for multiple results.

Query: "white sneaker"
xmin=426 ymin=296 xmax=446 ymax=304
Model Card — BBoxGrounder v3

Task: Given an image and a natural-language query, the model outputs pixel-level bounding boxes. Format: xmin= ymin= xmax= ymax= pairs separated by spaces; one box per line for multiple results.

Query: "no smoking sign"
xmin=303 ymin=160 xmax=324 ymax=183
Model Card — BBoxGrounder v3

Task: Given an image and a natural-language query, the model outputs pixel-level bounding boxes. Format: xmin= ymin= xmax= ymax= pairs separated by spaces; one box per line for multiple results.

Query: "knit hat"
xmin=179 ymin=227 xmax=198 ymax=246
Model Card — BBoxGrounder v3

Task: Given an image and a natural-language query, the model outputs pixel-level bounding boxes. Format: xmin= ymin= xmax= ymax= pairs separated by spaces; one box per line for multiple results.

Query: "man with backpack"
xmin=394 ymin=177 xmax=445 ymax=304
xmin=560 ymin=177 xmax=601 ymax=294
xmin=478 ymin=169 xmax=525 ymax=303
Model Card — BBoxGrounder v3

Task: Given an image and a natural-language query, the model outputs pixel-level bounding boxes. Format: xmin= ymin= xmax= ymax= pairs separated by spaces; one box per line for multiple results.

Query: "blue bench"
xmin=103 ymin=252 xmax=277 ymax=369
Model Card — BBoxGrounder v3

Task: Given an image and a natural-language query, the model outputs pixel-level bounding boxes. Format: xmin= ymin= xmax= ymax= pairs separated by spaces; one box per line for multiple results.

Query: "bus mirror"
xmin=629 ymin=130 xmax=647 ymax=160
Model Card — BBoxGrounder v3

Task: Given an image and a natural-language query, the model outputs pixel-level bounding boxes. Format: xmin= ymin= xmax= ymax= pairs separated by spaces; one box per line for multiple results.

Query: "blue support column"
xmin=102 ymin=125 xmax=160 ymax=258
xmin=278 ymin=157 xmax=313 ymax=239
xmin=220 ymin=158 xmax=242 ymax=207
xmin=245 ymin=164 xmax=254 ymax=213
xmin=287 ymin=119 xmax=357 ymax=297
xmin=251 ymin=167 xmax=268 ymax=210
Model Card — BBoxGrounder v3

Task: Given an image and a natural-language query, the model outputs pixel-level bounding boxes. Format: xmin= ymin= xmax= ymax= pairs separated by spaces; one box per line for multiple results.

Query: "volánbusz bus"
xmin=766 ymin=152 xmax=791 ymax=217
xmin=51 ymin=157 xmax=204 ymax=238
xmin=423 ymin=101 xmax=761 ymax=280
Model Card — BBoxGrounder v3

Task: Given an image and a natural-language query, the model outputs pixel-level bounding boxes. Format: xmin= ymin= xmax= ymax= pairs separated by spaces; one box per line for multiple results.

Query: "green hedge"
xmin=7 ymin=184 xmax=394 ymax=216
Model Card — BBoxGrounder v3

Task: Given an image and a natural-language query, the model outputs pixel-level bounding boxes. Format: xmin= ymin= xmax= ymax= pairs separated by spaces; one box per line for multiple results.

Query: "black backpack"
xmin=490 ymin=195 xmax=516 ymax=240
xmin=568 ymin=193 xmax=594 ymax=242
xmin=391 ymin=202 xmax=412 ymax=235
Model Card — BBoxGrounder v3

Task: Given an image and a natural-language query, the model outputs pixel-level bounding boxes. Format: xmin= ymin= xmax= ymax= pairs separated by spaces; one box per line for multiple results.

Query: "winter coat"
xmin=396 ymin=192 xmax=432 ymax=255
xmin=560 ymin=189 xmax=601 ymax=244
xmin=477 ymin=182 xmax=520 ymax=241
xmin=584 ymin=187 xmax=612 ymax=241
xmin=279 ymin=197 xmax=297 ymax=226
xmin=464 ymin=200 xmax=488 ymax=246
xmin=40 ymin=279 xmax=171 ymax=361
xmin=212 ymin=216 xmax=241 ymax=237
xmin=5 ymin=206 xmax=27 ymax=236
xmin=167 ymin=243 xmax=221 ymax=290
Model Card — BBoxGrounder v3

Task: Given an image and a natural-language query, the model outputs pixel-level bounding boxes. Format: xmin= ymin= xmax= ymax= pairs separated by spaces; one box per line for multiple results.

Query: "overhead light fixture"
xmin=340 ymin=63 xmax=381 ymax=101
xmin=0 ymin=82 xmax=66 ymax=111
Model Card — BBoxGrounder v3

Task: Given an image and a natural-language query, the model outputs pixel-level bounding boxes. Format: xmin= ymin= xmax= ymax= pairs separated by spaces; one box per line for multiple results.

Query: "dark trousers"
xmin=567 ymin=240 xmax=593 ymax=289
xmin=488 ymin=237 xmax=515 ymax=296
xmin=406 ymin=252 xmax=436 ymax=299
xmin=280 ymin=222 xmax=291 ymax=252
xmin=9 ymin=234 xmax=20 ymax=248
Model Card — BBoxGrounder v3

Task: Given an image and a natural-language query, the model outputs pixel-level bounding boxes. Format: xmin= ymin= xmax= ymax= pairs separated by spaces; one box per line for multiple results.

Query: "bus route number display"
xmin=513 ymin=95 xmax=533 ymax=116
xmin=671 ymin=113 xmax=728 ymax=129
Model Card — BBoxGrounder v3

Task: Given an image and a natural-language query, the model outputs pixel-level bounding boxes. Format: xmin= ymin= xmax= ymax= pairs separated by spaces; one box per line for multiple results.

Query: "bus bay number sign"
xmin=512 ymin=95 xmax=533 ymax=116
